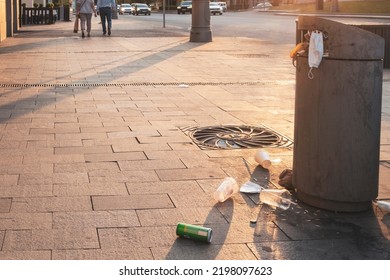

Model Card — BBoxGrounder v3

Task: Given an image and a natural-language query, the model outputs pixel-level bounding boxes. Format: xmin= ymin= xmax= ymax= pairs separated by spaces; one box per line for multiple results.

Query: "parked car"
xmin=119 ymin=3 xmax=132 ymax=15
xmin=217 ymin=2 xmax=227 ymax=12
xmin=177 ymin=1 xmax=192 ymax=14
xmin=209 ymin=2 xmax=223 ymax=15
xmin=254 ymin=1 xmax=272 ymax=9
xmin=132 ymin=3 xmax=151 ymax=15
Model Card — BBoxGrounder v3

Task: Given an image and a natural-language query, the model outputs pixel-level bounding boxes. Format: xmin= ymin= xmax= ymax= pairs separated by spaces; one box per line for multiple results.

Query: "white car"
xmin=119 ymin=3 xmax=133 ymax=15
xmin=217 ymin=2 xmax=227 ymax=12
xmin=255 ymin=2 xmax=272 ymax=10
xmin=209 ymin=2 xmax=223 ymax=15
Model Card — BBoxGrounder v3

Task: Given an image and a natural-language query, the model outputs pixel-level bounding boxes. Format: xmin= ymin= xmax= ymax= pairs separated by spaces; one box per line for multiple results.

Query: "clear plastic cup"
xmin=213 ymin=177 xmax=239 ymax=203
xmin=259 ymin=189 xmax=292 ymax=210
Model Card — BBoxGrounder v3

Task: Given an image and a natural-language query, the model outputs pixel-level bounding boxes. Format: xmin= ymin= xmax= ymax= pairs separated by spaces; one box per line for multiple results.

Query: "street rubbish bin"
xmin=112 ymin=6 xmax=118 ymax=19
xmin=292 ymin=16 xmax=385 ymax=212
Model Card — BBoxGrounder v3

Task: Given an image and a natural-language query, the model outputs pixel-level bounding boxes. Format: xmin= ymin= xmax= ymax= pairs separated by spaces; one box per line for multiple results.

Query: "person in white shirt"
xmin=76 ymin=0 xmax=97 ymax=38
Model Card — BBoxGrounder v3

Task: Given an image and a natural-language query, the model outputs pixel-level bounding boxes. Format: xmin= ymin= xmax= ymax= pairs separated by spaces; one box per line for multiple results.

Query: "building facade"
xmin=0 ymin=0 xmax=20 ymax=43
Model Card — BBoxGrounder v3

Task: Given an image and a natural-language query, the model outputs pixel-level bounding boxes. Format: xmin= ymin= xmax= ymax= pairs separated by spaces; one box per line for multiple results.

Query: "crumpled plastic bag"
xmin=240 ymin=181 xmax=263 ymax=193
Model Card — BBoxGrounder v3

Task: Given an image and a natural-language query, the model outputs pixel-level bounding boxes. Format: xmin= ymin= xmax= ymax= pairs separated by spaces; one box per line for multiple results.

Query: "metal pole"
xmin=163 ymin=0 xmax=165 ymax=28
xmin=190 ymin=0 xmax=212 ymax=42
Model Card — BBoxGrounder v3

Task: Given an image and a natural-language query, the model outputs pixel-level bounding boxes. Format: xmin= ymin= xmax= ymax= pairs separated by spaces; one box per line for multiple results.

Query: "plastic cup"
xmin=254 ymin=149 xmax=271 ymax=169
xmin=259 ymin=189 xmax=292 ymax=210
xmin=213 ymin=177 xmax=239 ymax=203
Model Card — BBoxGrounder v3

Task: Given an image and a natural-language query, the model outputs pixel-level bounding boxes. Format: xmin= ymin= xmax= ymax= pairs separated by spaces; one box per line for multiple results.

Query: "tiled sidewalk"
xmin=0 ymin=16 xmax=389 ymax=260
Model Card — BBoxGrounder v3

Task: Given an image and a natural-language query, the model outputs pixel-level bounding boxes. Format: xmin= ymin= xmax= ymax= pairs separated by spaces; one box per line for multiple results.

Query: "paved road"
xmin=0 ymin=11 xmax=388 ymax=261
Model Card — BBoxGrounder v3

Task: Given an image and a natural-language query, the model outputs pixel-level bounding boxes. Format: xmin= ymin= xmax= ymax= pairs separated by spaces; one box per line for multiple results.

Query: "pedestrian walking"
xmin=76 ymin=0 xmax=97 ymax=38
xmin=97 ymin=0 xmax=115 ymax=36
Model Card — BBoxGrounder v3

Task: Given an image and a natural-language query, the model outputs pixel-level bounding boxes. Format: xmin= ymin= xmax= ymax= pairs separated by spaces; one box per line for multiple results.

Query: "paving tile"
xmin=85 ymin=152 xmax=146 ymax=162
xmin=10 ymin=197 xmax=92 ymax=213
xmin=143 ymin=150 xmax=210 ymax=161
xmin=0 ymin=198 xmax=11 ymax=213
xmin=98 ymin=226 xmax=176 ymax=249
xmin=0 ymin=140 xmax=27 ymax=149
xmin=112 ymin=142 xmax=172 ymax=153
xmin=52 ymin=248 xmax=153 ymax=260
xmin=27 ymin=139 xmax=83 ymax=148
xmin=54 ymin=162 xmax=120 ymax=173
xmin=0 ymin=184 xmax=53 ymax=198
xmin=151 ymin=244 xmax=257 ymax=260
xmin=0 ymin=147 xmax=54 ymax=157
xmin=208 ymin=221 xmax=290 ymax=244
xmin=80 ymin=126 xmax=131 ymax=133
xmin=18 ymin=172 xmax=89 ymax=185
xmin=107 ymin=131 xmax=160 ymax=139
xmin=88 ymin=170 xmax=159 ymax=183
xmin=246 ymin=238 xmax=390 ymax=260
xmin=54 ymin=133 xmax=108 ymax=141
xmin=118 ymin=158 xmax=186 ymax=171
xmin=92 ymin=194 xmax=174 ymax=211
xmin=53 ymin=210 xmax=140 ymax=229
xmin=136 ymin=207 xmax=227 ymax=226
xmin=0 ymin=175 xmax=19 ymax=186
xmin=0 ymin=250 xmax=52 ymax=260
xmin=156 ymin=167 xmax=227 ymax=181
xmin=23 ymin=154 xmax=86 ymax=164
xmin=168 ymin=142 xmax=200 ymax=151
xmin=136 ymin=135 xmax=192 ymax=144
xmin=3 ymin=228 xmax=100 ymax=250
xmin=0 ymin=163 xmax=53 ymax=174
xmin=54 ymin=145 xmax=113 ymax=155
xmin=0 ymin=213 xmax=52 ymax=230
xmin=126 ymin=180 xmax=202 ymax=194
xmin=271 ymin=207 xmax=389 ymax=241
xmin=0 ymin=230 xmax=4 ymax=246
xmin=29 ymin=127 xmax=80 ymax=134
xmin=169 ymin=188 xmax=217 ymax=208
xmin=53 ymin=182 xmax=128 ymax=196
xmin=0 ymin=155 xmax=23 ymax=166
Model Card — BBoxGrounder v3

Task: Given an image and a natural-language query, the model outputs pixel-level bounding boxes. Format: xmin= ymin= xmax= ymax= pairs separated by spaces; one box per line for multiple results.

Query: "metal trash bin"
xmin=293 ymin=16 xmax=385 ymax=212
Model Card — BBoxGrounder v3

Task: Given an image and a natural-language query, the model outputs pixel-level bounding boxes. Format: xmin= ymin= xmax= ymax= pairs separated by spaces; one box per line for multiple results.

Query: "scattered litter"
xmin=259 ymin=189 xmax=296 ymax=210
xmin=278 ymin=168 xmax=293 ymax=190
xmin=176 ymin=223 xmax=212 ymax=243
xmin=213 ymin=177 xmax=239 ymax=203
xmin=249 ymin=205 xmax=262 ymax=224
xmin=240 ymin=181 xmax=263 ymax=193
xmin=242 ymin=158 xmax=258 ymax=182
xmin=375 ymin=200 xmax=390 ymax=212
xmin=271 ymin=158 xmax=282 ymax=164
xmin=254 ymin=149 xmax=271 ymax=169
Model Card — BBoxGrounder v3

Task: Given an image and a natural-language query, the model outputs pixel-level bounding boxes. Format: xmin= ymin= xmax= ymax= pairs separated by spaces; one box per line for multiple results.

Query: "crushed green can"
xmin=176 ymin=223 xmax=213 ymax=243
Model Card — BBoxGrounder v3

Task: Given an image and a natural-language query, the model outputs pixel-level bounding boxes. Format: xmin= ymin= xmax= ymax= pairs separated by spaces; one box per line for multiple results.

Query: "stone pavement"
xmin=0 ymin=13 xmax=389 ymax=260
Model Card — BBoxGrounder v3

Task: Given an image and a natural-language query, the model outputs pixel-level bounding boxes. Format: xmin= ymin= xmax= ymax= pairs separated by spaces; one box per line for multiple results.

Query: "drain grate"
xmin=0 ymin=81 xmax=264 ymax=88
xmin=182 ymin=125 xmax=293 ymax=150
xmin=228 ymin=54 xmax=270 ymax=58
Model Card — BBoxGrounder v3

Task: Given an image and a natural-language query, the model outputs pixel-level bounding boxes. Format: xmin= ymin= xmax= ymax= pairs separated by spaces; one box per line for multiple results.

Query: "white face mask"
xmin=308 ymin=30 xmax=324 ymax=79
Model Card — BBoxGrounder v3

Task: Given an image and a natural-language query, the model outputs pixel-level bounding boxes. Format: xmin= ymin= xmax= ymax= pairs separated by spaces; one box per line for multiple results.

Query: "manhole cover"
xmin=182 ymin=125 xmax=293 ymax=150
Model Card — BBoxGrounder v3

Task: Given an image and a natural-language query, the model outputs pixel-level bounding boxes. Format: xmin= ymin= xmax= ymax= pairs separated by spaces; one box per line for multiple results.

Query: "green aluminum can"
xmin=176 ymin=223 xmax=213 ymax=243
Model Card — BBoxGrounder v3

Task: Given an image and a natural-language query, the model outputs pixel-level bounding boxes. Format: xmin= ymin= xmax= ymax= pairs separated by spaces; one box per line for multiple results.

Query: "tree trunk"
xmin=316 ymin=0 xmax=323 ymax=11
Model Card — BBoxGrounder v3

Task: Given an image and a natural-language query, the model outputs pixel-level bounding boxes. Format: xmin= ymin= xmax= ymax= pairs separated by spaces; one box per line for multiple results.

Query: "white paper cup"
xmin=254 ymin=149 xmax=271 ymax=169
